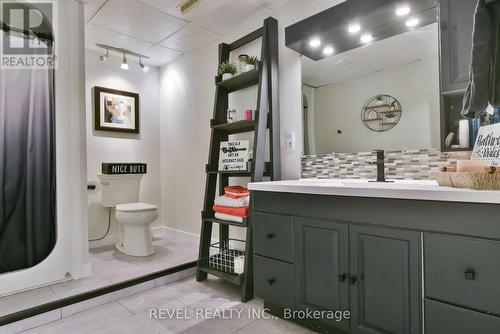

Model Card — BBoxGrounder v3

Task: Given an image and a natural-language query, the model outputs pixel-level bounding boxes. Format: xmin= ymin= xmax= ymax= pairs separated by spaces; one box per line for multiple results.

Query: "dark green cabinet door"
xmin=349 ymin=225 xmax=421 ymax=334
xmin=294 ymin=218 xmax=349 ymax=331
xmin=439 ymin=0 xmax=476 ymax=92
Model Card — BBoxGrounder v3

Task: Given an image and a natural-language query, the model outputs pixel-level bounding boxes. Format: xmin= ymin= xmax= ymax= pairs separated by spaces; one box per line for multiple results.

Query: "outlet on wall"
xmin=285 ymin=132 xmax=296 ymax=152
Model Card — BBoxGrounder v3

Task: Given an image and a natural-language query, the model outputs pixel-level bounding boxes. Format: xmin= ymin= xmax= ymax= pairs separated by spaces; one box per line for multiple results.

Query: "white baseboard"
xmin=152 ymin=226 xmax=201 ymax=244
xmin=90 ymin=226 xmax=204 ymax=249
xmin=89 ymin=234 xmax=117 ymax=249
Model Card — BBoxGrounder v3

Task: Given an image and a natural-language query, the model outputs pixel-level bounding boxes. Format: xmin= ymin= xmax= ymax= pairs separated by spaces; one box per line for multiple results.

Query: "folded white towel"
xmin=214 ymin=195 xmax=249 ymax=208
xmin=214 ymin=212 xmax=243 ymax=223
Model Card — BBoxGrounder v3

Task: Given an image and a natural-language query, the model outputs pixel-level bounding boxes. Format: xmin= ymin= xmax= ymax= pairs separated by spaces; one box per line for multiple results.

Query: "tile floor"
xmin=0 ymin=234 xmax=198 ymax=318
xmin=4 ymin=276 xmax=313 ymax=334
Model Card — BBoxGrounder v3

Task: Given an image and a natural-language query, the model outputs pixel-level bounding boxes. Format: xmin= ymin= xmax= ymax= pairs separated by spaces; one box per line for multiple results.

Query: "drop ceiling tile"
xmin=193 ymin=0 xmax=265 ymax=35
xmin=85 ymin=24 xmax=154 ymax=54
xmin=84 ymin=0 xmax=108 ymax=22
xmin=143 ymin=45 xmax=183 ymax=67
xmin=137 ymin=0 xmax=227 ymax=22
xmin=160 ymin=23 xmax=220 ymax=52
xmin=90 ymin=0 xmax=187 ymax=44
xmin=253 ymin=0 xmax=290 ymax=10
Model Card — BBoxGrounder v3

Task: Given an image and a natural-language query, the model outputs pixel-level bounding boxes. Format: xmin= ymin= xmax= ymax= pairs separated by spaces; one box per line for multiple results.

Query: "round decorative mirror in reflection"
xmin=361 ymin=95 xmax=402 ymax=132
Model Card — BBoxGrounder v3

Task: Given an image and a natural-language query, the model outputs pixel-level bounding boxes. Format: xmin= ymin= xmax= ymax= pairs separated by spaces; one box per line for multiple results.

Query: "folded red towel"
xmin=224 ymin=186 xmax=248 ymax=194
xmin=224 ymin=186 xmax=250 ymax=199
xmin=213 ymin=205 xmax=249 ymax=217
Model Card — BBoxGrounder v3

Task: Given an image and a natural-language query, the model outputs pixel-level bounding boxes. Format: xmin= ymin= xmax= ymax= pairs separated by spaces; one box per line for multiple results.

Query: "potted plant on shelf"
xmin=244 ymin=56 xmax=259 ymax=72
xmin=375 ymin=95 xmax=385 ymax=106
xmin=218 ymin=61 xmax=237 ymax=80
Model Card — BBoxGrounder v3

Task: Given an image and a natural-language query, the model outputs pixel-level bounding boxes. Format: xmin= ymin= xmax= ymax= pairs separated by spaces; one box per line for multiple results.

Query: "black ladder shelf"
xmin=196 ymin=17 xmax=280 ymax=302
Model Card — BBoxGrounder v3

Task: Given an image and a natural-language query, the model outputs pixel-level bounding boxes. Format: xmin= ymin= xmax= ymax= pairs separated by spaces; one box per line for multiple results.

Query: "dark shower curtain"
xmin=0 ymin=33 xmax=56 ymax=274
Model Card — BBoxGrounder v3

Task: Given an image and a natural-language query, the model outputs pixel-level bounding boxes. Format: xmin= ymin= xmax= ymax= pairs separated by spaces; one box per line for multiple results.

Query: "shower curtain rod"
xmin=0 ymin=19 xmax=53 ymax=43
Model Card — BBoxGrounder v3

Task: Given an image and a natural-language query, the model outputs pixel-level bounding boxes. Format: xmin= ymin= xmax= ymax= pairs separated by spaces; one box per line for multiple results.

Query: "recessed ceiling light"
xmin=396 ymin=4 xmax=410 ymax=16
xmin=406 ymin=17 xmax=420 ymax=27
xmin=323 ymin=45 xmax=334 ymax=56
xmin=121 ymin=54 xmax=129 ymax=70
xmin=309 ymin=37 xmax=321 ymax=48
xmin=360 ymin=33 xmax=373 ymax=44
xmin=348 ymin=23 xmax=361 ymax=34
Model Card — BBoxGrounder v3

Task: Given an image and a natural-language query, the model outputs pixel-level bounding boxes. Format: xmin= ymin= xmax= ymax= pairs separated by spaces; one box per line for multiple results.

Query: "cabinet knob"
xmin=266 ymin=233 xmax=275 ymax=240
xmin=464 ymin=269 xmax=476 ymax=281
xmin=338 ymin=274 xmax=347 ymax=282
xmin=349 ymin=276 xmax=357 ymax=285
xmin=267 ymin=278 xmax=276 ymax=285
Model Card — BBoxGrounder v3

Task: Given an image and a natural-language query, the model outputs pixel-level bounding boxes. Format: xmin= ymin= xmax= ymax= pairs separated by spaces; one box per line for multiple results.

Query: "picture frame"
xmin=94 ymin=86 xmax=140 ymax=133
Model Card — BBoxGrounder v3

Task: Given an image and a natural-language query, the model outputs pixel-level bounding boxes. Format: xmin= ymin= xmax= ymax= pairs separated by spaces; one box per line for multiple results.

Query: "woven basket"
xmin=434 ymin=172 xmax=500 ymax=190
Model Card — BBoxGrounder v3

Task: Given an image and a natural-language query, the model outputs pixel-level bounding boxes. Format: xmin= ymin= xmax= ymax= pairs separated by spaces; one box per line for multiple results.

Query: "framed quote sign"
xmin=94 ymin=86 xmax=139 ymax=133
xmin=218 ymin=140 xmax=250 ymax=171
xmin=471 ymin=123 xmax=500 ymax=165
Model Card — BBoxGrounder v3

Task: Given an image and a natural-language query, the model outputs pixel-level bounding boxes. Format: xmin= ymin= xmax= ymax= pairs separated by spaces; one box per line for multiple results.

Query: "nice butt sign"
xmin=101 ymin=163 xmax=147 ymax=175
xmin=472 ymin=123 xmax=500 ymax=165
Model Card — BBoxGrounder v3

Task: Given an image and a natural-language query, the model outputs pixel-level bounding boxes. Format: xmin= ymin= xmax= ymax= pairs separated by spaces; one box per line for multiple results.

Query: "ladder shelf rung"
xmin=202 ymin=211 xmax=248 ymax=227
xmin=205 ymin=161 xmax=271 ymax=177
xmin=210 ymin=117 xmax=270 ymax=134
xmin=215 ymin=66 xmax=259 ymax=93
xmin=197 ymin=263 xmax=244 ymax=286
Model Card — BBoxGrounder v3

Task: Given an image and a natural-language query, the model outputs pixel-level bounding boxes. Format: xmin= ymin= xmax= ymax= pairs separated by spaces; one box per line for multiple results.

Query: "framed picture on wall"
xmin=94 ymin=86 xmax=140 ymax=133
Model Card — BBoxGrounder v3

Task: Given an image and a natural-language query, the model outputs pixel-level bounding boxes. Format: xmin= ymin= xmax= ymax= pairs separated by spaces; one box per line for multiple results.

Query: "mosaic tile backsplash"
xmin=301 ymin=149 xmax=472 ymax=180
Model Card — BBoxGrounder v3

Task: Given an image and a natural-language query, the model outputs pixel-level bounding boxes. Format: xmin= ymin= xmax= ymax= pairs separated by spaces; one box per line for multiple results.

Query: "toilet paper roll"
xmin=459 ymin=119 xmax=470 ymax=148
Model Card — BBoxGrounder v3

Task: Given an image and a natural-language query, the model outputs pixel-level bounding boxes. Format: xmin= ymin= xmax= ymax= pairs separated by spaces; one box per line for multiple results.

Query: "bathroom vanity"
xmin=248 ymin=180 xmax=500 ymax=334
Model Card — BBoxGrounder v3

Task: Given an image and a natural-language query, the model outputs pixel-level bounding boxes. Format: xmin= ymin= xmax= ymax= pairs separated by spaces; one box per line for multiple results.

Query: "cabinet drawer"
xmin=425 ymin=299 xmax=500 ymax=334
xmin=254 ymin=213 xmax=294 ymax=262
xmin=254 ymin=255 xmax=295 ymax=307
xmin=424 ymin=233 xmax=500 ymax=314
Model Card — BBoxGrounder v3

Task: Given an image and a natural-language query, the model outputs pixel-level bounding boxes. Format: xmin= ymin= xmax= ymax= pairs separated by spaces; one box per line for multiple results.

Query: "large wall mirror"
xmin=302 ymin=23 xmax=440 ymax=154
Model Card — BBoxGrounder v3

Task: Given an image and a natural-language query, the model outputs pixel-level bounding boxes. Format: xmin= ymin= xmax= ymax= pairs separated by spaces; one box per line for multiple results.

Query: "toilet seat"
xmin=116 ymin=202 xmax=157 ymax=212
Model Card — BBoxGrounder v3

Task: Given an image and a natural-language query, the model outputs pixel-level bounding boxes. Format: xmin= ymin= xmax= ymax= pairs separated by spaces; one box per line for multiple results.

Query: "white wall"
xmin=313 ymin=58 xmax=440 ymax=153
xmin=86 ymin=50 xmax=161 ymax=247
xmin=159 ymin=0 xmax=344 ymax=236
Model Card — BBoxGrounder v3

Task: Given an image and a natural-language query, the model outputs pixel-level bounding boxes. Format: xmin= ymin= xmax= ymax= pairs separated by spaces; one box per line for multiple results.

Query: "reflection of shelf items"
xmin=361 ymin=95 xmax=402 ymax=132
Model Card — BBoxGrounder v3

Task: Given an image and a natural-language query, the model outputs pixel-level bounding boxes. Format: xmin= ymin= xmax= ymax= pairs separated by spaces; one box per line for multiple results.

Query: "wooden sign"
xmin=471 ymin=123 xmax=500 ymax=164
xmin=101 ymin=163 xmax=147 ymax=175
xmin=218 ymin=140 xmax=250 ymax=171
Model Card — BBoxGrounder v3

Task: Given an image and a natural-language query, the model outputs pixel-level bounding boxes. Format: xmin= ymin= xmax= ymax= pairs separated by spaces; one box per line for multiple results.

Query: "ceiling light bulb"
xmin=121 ymin=54 xmax=129 ymax=70
xmin=360 ymin=33 xmax=373 ymax=44
xmin=406 ymin=17 xmax=420 ymax=27
xmin=309 ymin=37 xmax=321 ymax=48
xmin=99 ymin=50 xmax=109 ymax=62
xmin=139 ymin=59 xmax=150 ymax=73
xmin=322 ymin=45 xmax=334 ymax=56
xmin=396 ymin=4 xmax=410 ymax=16
xmin=348 ymin=23 xmax=361 ymax=34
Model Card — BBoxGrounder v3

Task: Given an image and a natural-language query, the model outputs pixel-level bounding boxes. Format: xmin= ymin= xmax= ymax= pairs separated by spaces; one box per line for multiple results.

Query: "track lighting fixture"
xmin=99 ymin=49 xmax=109 ymax=62
xmin=139 ymin=58 xmax=150 ymax=73
xmin=121 ymin=54 xmax=129 ymax=70
xmin=95 ymin=43 xmax=150 ymax=74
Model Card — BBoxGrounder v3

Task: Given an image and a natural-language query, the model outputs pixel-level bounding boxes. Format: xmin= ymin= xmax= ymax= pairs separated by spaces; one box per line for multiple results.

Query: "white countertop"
xmin=248 ymin=179 xmax=500 ymax=204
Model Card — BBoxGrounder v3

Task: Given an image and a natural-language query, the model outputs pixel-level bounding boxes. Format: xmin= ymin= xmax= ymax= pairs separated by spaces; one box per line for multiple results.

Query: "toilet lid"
xmin=116 ymin=202 xmax=158 ymax=212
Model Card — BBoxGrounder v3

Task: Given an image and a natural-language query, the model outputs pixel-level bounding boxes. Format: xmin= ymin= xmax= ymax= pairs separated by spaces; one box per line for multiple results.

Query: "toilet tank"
xmin=97 ymin=174 xmax=142 ymax=207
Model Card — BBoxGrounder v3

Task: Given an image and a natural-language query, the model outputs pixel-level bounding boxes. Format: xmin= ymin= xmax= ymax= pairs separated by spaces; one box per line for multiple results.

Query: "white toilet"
xmin=98 ymin=174 xmax=158 ymax=257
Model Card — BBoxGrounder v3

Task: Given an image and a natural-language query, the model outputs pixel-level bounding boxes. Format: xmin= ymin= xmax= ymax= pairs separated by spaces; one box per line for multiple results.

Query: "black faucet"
xmin=369 ymin=150 xmax=392 ymax=183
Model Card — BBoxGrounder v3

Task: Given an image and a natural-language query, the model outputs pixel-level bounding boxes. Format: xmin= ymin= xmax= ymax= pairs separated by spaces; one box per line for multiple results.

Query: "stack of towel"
xmin=213 ymin=186 xmax=250 ymax=223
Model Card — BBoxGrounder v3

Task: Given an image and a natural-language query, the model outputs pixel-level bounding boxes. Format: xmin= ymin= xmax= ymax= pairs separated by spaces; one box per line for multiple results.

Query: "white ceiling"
xmin=84 ymin=0 xmax=291 ymax=67
xmin=302 ymin=23 xmax=439 ymax=87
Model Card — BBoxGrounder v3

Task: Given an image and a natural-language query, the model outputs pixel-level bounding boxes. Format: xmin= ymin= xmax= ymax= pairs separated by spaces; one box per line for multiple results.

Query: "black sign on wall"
xmin=102 ymin=163 xmax=147 ymax=175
